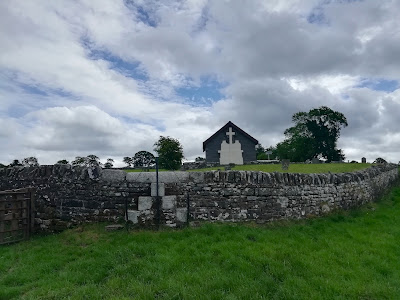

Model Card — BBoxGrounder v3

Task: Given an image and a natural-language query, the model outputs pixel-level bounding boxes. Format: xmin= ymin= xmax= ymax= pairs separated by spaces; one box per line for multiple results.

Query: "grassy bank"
xmin=125 ymin=163 xmax=372 ymax=174
xmin=1 ymin=185 xmax=400 ymax=299
xmin=190 ymin=163 xmax=372 ymax=173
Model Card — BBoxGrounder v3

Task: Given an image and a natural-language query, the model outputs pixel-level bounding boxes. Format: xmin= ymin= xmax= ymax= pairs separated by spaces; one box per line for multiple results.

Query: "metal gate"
xmin=0 ymin=188 xmax=34 ymax=245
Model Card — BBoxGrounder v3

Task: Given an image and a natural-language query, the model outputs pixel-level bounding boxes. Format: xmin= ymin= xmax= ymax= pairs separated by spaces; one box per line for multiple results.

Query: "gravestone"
xmin=361 ymin=157 xmax=366 ymax=163
xmin=281 ymin=159 xmax=290 ymax=170
xmin=312 ymin=158 xmax=320 ymax=164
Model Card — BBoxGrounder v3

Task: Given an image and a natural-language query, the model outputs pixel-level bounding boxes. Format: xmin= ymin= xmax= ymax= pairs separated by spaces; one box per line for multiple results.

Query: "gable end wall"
xmin=205 ymin=129 xmax=257 ymax=163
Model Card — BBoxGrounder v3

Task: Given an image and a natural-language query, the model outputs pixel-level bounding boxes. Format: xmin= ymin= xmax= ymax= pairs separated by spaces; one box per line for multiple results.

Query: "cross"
xmin=226 ymin=127 xmax=235 ymax=144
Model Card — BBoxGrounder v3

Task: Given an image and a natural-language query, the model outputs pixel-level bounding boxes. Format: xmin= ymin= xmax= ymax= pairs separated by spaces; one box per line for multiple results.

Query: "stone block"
xmin=126 ymin=171 xmax=189 ymax=183
xmin=138 ymin=196 xmax=153 ymax=211
xmin=151 ymin=183 xmax=165 ymax=196
xmin=101 ymin=169 xmax=126 ymax=182
xmin=127 ymin=210 xmax=140 ymax=224
xmin=127 ymin=172 xmax=156 ymax=183
xmin=189 ymin=172 xmax=205 ymax=183
xmin=162 ymin=195 xmax=176 ymax=210
xmin=159 ymin=172 xmax=189 ymax=183
xmin=176 ymin=208 xmax=188 ymax=222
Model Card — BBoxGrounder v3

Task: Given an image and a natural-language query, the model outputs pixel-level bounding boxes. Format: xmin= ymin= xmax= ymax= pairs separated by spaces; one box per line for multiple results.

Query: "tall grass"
xmin=1 ymin=185 xmax=400 ymax=299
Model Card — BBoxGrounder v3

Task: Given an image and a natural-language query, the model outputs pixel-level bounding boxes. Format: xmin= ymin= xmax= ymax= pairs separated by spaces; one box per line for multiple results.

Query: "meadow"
xmin=189 ymin=162 xmax=372 ymax=173
xmin=1 ymin=181 xmax=399 ymax=299
xmin=125 ymin=163 xmax=372 ymax=174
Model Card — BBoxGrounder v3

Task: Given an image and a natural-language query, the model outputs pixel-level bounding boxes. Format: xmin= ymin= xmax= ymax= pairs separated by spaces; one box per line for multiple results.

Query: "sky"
xmin=1 ymin=0 xmax=400 ymax=166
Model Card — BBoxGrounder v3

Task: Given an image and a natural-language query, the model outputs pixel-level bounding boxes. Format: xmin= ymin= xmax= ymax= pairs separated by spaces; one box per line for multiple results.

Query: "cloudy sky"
xmin=1 ymin=0 xmax=400 ymax=166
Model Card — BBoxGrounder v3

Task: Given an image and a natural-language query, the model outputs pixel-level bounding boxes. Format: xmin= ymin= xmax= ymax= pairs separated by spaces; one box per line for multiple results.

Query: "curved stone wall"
xmin=0 ymin=164 xmax=397 ymax=231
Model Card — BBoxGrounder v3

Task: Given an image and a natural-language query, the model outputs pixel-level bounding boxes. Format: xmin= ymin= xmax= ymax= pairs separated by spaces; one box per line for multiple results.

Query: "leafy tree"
xmin=22 ymin=157 xmax=39 ymax=167
xmin=195 ymin=157 xmax=205 ymax=162
xmin=277 ymin=106 xmax=348 ymax=162
xmin=86 ymin=155 xmax=101 ymax=167
xmin=71 ymin=156 xmax=87 ymax=166
xmin=103 ymin=158 xmax=114 ymax=169
xmin=123 ymin=156 xmax=134 ymax=168
xmin=57 ymin=159 xmax=69 ymax=164
xmin=154 ymin=136 xmax=184 ymax=170
xmin=255 ymin=144 xmax=265 ymax=158
xmin=9 ymin=159 xmax=22 ymax=167
xmin=0 ymin=163 xmax=6 ymax=168
xmin=133 ymin=151 xmax=155 ymax=168
xmin=71 ymin=155 xmax=101 ymax=167
xmin=373 ymin=157 xmax=387 ymax=164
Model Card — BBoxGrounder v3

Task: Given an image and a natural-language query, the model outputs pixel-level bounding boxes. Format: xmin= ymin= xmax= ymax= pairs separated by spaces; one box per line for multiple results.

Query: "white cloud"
xmin=1 ymin=0 xmax=400 ymax=166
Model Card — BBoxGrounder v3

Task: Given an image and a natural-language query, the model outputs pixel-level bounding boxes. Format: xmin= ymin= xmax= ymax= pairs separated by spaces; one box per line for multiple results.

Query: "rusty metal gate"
xmin=0 ymin=188 xmax=34 ymax=245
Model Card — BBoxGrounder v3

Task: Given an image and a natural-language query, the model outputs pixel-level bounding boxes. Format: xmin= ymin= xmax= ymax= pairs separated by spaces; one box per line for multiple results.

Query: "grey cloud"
xmin=1 ymin=0 xmax=400 ymax=165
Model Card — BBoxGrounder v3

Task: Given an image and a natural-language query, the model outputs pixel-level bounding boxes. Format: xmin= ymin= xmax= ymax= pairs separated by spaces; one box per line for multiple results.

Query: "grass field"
xmin=125 ymin=163 xmax=372 ymax=174
xmin=189 ymin=163 xmax=372 ymax=173
xmin=1 ymin=183 xmax=400 ymax=299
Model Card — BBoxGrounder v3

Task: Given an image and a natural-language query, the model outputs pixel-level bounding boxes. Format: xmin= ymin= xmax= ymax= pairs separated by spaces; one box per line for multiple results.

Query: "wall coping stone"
xmin=100 ymin=169 xmax=126 ymax=182
xmin=1 ymin=164 xmax=397 ymax=186
xmin=126 ymin=171 xmax=189 ymax=183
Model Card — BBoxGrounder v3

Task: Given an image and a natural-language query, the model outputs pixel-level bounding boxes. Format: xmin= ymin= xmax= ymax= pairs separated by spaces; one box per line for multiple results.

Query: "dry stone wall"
xmin=0 ymin=164 xmax=397 ymax=231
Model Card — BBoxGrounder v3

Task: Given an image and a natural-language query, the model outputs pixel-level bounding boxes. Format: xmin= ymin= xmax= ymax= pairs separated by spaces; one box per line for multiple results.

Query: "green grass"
xmin=191 ymin=163 xmax=372 ymax=173
xmin=1 ymin=184 xmax=400 ymax=299
xmin=125 ymin=163 xmax=372 ymax=174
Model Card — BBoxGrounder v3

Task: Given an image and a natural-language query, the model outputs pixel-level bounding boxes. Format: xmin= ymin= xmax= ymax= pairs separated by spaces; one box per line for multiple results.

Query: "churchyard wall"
xmin=0 ymin=164 xmax=397 ymax=231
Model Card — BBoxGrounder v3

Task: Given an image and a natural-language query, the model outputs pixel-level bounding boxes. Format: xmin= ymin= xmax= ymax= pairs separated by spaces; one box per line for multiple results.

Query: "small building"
xmin=203 ymin=121 xmax=258 ymax=165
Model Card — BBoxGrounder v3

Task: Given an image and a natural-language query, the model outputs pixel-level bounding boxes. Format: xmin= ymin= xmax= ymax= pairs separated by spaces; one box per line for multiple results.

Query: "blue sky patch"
xmin=88 ymin=49 xmax=148 ymax=81
xmin=176 ymin=77 xmax=225 ymax=105
xmin=18 ymin=83 xmax=73 ymax=98
xmin=124 ymin=0 xmax=158 ymax=27
xmin=358 ymin=79 xmax=399 ymax=92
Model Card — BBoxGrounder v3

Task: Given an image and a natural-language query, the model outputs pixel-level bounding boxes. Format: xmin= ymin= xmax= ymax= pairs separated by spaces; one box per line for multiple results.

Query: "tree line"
xmin=0 ymin=136 xmax=185 ymax=170
xmin=1 ymin=107 xmax=389 ymax=168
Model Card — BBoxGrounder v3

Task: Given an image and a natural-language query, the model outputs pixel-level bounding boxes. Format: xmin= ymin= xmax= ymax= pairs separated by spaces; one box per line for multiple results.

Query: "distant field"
xmin=190 ymin=163 xmax=372 ymax=173
xmin=124 ymin=163 xmax=372 ymax=174
xmin=1 ymin=184 xmax=400 ymax=299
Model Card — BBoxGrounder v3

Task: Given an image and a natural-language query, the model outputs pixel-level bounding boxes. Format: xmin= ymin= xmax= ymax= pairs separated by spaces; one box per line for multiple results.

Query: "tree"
xmin=373 ymin=157 xmax=387 ymax=164
xmin=195 ymin=157 xmax=205 ymax=162
xmin=103 ymin=158 xmax=114 ymax=169
xmin=277 ymin=106 xmax=348 ymax=162
xmin=86 ymin=155 xmax=101 ymax=167
xmin=71 ymin=155 xmax=101 ymax=167
xmin=123 ymin=156 xmax=134 ymax=168
xmin=154 ymin=136 xmax=184 ymax=170
xmin=255 ymin=144 xmax=266 ymax=159
xmin=22 ymin=157 xmax=39 ymax=167
xmin=57 ymin=159 xmax=69 ymax=164
xmin=71 ymin=156 xmax=87 ymax=166
xmin=133 ymin=151 xmax=155 ymax=168
xmin=9 ymin=159 xmax=22 ymax=167
xmin=0 ymin=163 xmax=6 ymax=168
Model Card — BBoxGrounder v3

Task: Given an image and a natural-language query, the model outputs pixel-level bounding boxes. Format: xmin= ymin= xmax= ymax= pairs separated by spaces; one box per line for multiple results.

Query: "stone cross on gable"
xmin=226 ymin=127 xmax=235 ymax=144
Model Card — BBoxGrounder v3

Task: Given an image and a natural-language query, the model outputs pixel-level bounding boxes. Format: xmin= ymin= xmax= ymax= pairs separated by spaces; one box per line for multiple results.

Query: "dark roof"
xmin=203 ymin=121 xmax=259 ymax=151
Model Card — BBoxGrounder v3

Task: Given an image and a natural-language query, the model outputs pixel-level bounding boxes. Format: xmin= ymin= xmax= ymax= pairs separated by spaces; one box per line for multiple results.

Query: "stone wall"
xmin=0 ymin=164 xmax=397 ymax=231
